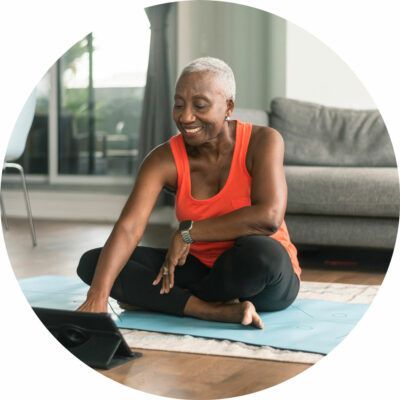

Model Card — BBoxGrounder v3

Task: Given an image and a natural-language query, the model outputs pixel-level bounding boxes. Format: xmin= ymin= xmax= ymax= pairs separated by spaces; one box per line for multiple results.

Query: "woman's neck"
xmin=186 ymin=121 xmax=235 ymax=161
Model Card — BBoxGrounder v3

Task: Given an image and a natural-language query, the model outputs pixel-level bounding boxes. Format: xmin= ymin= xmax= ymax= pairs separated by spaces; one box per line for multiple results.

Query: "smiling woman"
xmin=76 ymin=57 xmax=301 ymax=329
xmin=173 ymin=70 xmax=233 ymax=144
xmin=173 ymin=58 xmax=235 ymax=143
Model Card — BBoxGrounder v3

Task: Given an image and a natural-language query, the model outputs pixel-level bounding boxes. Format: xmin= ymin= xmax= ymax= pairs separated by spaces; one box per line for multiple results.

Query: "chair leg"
xmin=4 ymin=162 xmax=37 ymax=246
xmin=0 ymin=192 xmax=9 ymax=230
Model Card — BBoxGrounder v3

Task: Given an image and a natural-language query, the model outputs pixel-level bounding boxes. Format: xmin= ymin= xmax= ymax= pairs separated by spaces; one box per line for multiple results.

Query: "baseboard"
xmin=1 ymin=189 xmax=177 ymax=226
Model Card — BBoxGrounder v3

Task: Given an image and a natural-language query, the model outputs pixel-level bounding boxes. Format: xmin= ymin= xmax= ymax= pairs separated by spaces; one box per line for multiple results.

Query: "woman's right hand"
xmin=76 ymin=294 xmax=109 ymax=313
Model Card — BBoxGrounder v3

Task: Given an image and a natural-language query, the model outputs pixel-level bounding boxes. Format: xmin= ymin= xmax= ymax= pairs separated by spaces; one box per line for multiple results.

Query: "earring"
xmin=225 ymin=116 xmax=230 ymax=121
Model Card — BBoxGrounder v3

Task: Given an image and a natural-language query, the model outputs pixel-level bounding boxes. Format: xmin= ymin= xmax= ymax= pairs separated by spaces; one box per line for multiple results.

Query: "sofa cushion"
xmin=285 ymin=214 xmax=398 ymax=249
xmin=285 ymin=166 xmax=400 ymax=218
xmin=270 ymin=97 xmax=396 ymax=167
xmin=231 ymin=108 xmax=269 ymax=126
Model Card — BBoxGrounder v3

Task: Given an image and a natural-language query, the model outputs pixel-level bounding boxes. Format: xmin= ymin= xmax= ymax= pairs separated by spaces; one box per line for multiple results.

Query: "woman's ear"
xmin=226 ymin=99 xmax=234 ymax=117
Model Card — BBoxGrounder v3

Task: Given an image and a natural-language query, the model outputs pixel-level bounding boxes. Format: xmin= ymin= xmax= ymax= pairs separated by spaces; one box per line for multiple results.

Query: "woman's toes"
xmin=241 ymin=307 xmax=253 ymax=326
xmin=240 ymin=301 xmax=264 ymax=329
xmin=241 ymin=301 xmax=254 ymax=325
xmin=255 ymin=315 xmax=264 ymax=329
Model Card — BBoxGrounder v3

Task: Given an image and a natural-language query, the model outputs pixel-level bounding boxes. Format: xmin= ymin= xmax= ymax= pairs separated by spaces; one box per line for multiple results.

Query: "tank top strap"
xmin=234 ymin=120 xmax=252 ymax=178
xmin=169 ymin=134 xmax=187 ymax=192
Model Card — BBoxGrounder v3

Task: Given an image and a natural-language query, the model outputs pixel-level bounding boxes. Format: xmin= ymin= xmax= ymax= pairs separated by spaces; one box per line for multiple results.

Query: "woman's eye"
xmin=195 ymin=104 xmax=207 ymax=110
xmin=174 ymin=104 xmax=184 ymax=109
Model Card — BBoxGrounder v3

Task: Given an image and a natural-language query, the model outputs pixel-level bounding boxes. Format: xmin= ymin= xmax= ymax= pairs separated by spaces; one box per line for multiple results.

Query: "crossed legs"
xmin=77 ymin=236 xmax=299 ymax=327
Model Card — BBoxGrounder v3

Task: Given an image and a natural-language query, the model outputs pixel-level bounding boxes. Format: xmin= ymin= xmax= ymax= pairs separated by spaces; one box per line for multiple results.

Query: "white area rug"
xmin=118 ymin=281 xmax=379 ymax=364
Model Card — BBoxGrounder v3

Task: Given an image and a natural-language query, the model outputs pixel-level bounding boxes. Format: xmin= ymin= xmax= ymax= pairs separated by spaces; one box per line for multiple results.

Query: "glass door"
xmin=57 ymin=11 xmax=150 ymax=178
xmin=4 ymin=7 xmax=151 ymax=185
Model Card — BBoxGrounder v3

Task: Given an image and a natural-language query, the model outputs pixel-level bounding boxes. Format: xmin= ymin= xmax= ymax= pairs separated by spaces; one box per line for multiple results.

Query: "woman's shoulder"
xmin=248 ymin=125 xmax=284 ymax=156
xmin=250 ymin=124 xmax=282 ymax=141
xmin=146 ymin=141 xmax=175 ymax=163
xmin=244 ymin=125 xmax=284 ymax=174
xmin=140 ymin=141 xmax=177 ymax=187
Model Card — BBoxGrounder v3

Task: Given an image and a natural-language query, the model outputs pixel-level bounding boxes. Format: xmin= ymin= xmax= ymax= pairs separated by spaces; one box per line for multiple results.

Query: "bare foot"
xmin=240 ymin=301 xmax=264 ymax=329
xmin=184 ymin=297 xmax=264 ymax=329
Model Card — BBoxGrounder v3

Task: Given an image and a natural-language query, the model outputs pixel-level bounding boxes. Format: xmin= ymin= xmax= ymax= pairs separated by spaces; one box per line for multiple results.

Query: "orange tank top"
xmin=169 ymin=120 xmax=301 ymax=279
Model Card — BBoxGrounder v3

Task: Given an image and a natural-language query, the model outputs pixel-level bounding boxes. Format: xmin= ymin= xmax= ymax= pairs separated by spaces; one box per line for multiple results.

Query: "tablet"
xmin=33 ymin=307 xmax=142 ymax=370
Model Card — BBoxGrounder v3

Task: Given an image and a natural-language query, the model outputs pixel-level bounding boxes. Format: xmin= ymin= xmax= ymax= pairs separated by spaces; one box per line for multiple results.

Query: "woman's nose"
xmin=179 ymin=106 xmax=196 ymax=123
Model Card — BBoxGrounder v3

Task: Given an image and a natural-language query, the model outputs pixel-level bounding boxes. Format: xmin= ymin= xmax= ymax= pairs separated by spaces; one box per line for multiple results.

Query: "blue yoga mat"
xmin=19 ymin=275 xmax=369 ymax=355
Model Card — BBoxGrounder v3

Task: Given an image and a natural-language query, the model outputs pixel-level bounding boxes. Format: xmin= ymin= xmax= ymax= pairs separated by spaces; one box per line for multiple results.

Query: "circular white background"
xmin=0 ymin=1 xmax=399 ymax=399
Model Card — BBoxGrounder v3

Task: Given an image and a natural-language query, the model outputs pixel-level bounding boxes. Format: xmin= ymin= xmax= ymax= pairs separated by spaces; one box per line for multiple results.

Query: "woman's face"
xmin=173 ymin=71 xmax=234 ymax=145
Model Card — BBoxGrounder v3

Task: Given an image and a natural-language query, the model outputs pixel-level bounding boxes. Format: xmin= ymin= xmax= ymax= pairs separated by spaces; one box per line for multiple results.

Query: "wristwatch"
xmin=179 ymin=220 xmax=195 ymax=244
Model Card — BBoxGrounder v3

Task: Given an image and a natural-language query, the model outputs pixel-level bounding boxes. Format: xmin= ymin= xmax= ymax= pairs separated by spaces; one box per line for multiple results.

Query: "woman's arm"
xmin=77 ymin=143 xmax=176 ymax=312
xmin=189 ymin=127 xmax=287 ymax=241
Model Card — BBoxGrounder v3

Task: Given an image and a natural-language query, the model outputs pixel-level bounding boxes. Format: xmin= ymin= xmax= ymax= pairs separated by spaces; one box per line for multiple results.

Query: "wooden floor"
xmin=3 ymin=218 xmax=389 ymax=399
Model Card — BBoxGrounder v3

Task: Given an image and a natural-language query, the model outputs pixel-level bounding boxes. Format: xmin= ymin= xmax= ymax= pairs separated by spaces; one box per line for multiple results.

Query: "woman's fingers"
xmin=161 ymin=271 xmax=170 ymax=294
xmin=152 ymin=269 xmax=163 ymax=286
xmin=153 ymin=266 xmax=170 ymax=293
xmin=76 ymin=298 xmax=108 ymax=313
xmin=169 ymin=267 xmax=174 ymax=289
xmin=154 ymin=256 xmax=182 ymax=293
xmin=153 ymin=263 xmax=171 ymax=294
xmin=157 ymin=232 xmax=190 ymax=292
xmin=155 ymin=263 xmax=176 ymax=294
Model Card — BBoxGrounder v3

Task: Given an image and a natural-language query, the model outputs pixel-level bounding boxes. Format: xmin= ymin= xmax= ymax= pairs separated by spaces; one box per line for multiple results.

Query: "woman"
xmin=77 ymin=57 xmax=301 ymax=329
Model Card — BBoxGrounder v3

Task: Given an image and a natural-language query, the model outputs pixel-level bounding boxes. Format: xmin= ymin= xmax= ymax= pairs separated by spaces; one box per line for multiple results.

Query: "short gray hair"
xmin=177 ymin=57 xmax=236 ymax=101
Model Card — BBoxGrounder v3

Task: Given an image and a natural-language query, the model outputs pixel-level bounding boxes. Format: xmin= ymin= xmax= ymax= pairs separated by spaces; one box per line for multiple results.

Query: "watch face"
xmin=180 ymin=220 xmax=193 ymax=231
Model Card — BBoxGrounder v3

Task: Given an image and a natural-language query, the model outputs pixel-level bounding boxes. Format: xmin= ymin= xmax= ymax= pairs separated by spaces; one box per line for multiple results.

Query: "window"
xmin=10 ymin=8 xmax=150 ymax=182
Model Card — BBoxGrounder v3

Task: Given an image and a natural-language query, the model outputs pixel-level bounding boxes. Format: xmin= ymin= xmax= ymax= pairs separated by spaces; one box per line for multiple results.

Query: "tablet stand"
xmin=58 ymin=324 xmax=141 ymax=369
xmin=33 ymin=307 xmax=142 ymax=370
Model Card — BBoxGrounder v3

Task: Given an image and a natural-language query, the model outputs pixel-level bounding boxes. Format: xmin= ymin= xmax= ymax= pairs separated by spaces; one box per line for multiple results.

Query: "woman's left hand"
xmin=152 ymin=232 xmax=190 ymax=294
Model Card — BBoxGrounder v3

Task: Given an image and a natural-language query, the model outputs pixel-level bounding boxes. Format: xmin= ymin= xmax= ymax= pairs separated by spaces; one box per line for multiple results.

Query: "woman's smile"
xmin=183 ymin=126 xmax=203 ymax=138
xmin=173 ymin=71 xmax=232 ymax=145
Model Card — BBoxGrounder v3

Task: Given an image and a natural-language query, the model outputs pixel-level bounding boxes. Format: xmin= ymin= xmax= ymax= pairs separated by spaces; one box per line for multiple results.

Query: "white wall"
xmin=176 ymin=3 xmax=375 ymax=111
xmin=176 ymin=2 xmax=286 ymax=110
xmin=286 ymin=22 xmax=376 ymax=109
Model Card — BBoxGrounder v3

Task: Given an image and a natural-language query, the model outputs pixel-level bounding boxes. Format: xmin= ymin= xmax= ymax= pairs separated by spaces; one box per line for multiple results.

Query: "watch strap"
xmin=180 ymin=229 xmax=194 ymax=244
xmin=179 ymin=220 xmax=194 ymax=244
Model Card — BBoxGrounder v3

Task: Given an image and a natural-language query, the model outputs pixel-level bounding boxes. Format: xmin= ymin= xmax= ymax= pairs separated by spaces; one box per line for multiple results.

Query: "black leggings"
xmin=77 ymin=235 xmax=300 ymax=317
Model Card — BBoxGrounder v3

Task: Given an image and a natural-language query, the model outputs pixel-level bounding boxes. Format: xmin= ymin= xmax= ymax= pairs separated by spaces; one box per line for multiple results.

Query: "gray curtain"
xmin=138 ymin=3 xmax=174 ymax=166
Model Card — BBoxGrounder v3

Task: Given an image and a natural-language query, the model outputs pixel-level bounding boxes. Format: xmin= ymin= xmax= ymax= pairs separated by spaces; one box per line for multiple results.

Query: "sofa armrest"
xmin=284 ymin=166 xmax=400 ymax=218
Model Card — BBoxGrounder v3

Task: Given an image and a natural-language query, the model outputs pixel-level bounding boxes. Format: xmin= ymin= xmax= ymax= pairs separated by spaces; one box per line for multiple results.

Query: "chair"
xmin=1 ymin=88 xmax=37 ymax=246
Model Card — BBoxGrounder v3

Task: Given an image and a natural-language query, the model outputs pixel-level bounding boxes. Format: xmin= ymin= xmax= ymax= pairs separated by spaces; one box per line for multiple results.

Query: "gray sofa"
xmin=232 ymin=98 xmax=400 ymax=249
